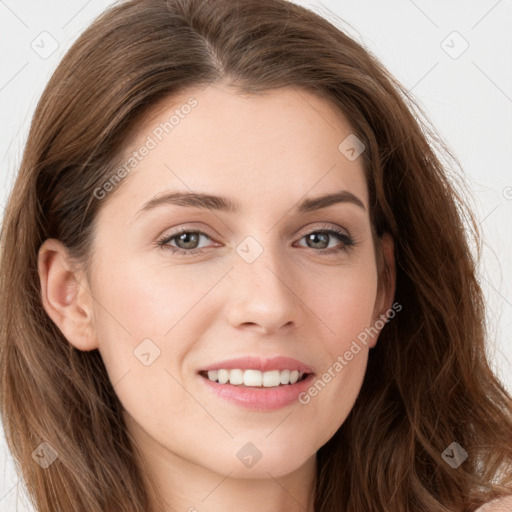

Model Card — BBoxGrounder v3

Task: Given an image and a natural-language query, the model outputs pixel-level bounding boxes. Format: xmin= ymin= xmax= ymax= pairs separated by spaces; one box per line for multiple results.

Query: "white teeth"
xmin=229 ymin=369 xmax=244 ymax=385
xmin=244 ymin=369 xmax=262 ymax=387
xmin=263 ymin=370 xmax=280 ymax=387
xmin=204 ymin=369 xmax=307 ymax=387
xmin=217 ymin=369 xmax=229 ymax=384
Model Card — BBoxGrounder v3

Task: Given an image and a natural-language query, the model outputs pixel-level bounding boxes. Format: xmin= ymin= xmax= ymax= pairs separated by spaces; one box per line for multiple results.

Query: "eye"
xmin=156 ymin=224 xmax=356 ymax=256
xmin=295 ymin=226 xmax=355 ymax=255
xmin=157 ymin=229 xmax=215 ymax=254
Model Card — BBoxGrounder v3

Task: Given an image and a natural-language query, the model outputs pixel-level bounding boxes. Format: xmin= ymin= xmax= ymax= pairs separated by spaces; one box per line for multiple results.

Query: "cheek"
xmin=89 ymin=254 xmax=223 ymax=381
xmin=91 ymin=253 xmax=214 ymax=338
xmin=89 ymin=256 xmax=208 ymax=431
xmin=309 ymin=257 xmax=378 ymax=354
xmin=295 ymin=256 xmax=378 ymax=439
xmin=297 ymin=292 xmax=374 ymax=452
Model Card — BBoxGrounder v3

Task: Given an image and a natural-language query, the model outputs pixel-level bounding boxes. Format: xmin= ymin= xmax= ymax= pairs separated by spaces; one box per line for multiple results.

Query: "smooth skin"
xmin=38 ymin=82 xmax=396 ymax=512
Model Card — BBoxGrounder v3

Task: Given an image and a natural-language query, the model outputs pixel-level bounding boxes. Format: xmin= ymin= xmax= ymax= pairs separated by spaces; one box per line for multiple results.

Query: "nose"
xmin=224 ymin=238 xmax=302 ymax=335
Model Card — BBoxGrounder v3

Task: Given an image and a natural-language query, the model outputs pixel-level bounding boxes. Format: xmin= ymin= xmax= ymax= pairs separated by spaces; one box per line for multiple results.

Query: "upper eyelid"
xmin=162 ymin=221 xmax=351 ymax=236
xmin=160 ymin=223 xmax=351 ymax=246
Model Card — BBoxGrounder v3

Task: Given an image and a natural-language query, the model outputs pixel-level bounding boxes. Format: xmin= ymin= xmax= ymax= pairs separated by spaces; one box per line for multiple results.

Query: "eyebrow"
xmin=135 ymin=189 xmax=366 ymax=219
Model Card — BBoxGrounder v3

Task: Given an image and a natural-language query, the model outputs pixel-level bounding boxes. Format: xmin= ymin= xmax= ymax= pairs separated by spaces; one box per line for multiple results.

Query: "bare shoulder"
xmin=474 ymin=495 xmax=512 ymax=511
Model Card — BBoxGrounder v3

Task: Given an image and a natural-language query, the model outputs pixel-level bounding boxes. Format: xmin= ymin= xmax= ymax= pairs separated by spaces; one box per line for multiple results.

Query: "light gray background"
xmin=1 ymin=1 xmax=511 ymax=510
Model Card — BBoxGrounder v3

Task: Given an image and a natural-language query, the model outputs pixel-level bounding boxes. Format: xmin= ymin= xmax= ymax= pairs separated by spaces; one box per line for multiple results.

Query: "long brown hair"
xmin=1 ymin=0 xmax=511 ymax=510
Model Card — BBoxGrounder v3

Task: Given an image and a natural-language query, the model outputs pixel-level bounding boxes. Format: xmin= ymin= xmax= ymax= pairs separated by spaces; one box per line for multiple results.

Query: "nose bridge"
xmin=226 ymin=231 xmax=300 ymax=331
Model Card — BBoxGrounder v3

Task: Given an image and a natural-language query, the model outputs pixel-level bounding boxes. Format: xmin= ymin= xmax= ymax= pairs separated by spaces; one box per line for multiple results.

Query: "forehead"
xmin=102 ymin=84 xmax=369 ymax=219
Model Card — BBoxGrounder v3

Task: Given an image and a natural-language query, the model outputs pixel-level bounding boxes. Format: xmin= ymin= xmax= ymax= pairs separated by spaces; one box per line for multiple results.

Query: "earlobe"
xmin=37 ymin=239 xmax=98 ymax=351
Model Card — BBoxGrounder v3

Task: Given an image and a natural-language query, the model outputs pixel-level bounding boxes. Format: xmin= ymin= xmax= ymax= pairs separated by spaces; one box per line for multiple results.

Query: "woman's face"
xmin=47 ymin=84 xmax=394 ymax=480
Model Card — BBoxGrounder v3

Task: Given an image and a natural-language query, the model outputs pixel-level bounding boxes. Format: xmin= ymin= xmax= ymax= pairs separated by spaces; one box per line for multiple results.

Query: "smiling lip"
xmin=198 ymin=356 xmax=314 ymax=411
xmin=199 ymin=356 xmax=313 ymax=374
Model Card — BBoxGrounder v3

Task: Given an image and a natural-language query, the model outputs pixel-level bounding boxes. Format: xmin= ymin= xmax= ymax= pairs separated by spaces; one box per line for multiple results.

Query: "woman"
xmin=1 ymin=0 xmax=511 ymax=510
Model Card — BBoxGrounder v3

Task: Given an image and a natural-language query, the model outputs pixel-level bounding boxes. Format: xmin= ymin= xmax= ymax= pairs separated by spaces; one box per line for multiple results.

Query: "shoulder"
xmin=474 ymin=495 xmax=512 ymax=511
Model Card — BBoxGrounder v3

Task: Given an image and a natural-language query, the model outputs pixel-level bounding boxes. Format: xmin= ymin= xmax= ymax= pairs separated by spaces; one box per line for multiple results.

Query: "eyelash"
xmin=156 ymin=224 xmax=356 ymax=257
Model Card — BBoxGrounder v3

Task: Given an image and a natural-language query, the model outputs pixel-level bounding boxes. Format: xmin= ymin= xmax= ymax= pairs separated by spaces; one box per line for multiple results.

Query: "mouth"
xmin=198 ymin=368 xmax=310 ymax=388
xmin=196 ymin=356 xmax=315 ymax=410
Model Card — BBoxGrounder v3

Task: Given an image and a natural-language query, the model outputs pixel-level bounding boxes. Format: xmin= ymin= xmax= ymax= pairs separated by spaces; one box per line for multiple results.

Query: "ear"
xmin=37 ymin=239 xmax=98 ymax=351
xmin=369 ymin=232 xmax=396 ymax=348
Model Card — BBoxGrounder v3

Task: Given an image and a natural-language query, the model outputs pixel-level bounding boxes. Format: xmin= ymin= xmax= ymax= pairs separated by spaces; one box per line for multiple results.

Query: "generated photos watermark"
xmin=93 ymin=96 xmax=198 ymax=200
xmin=298 ymin=301 xmax=402 ymax=405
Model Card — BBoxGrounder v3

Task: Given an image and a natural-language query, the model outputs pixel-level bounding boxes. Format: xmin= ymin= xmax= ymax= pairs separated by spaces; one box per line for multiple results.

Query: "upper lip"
xmin=199 ymin=356 xmax=314 ymax=374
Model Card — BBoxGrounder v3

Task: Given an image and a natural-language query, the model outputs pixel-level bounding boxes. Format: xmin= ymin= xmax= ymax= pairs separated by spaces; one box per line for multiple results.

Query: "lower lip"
xmin=198 ymin=373 xmax=315 ymax=411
